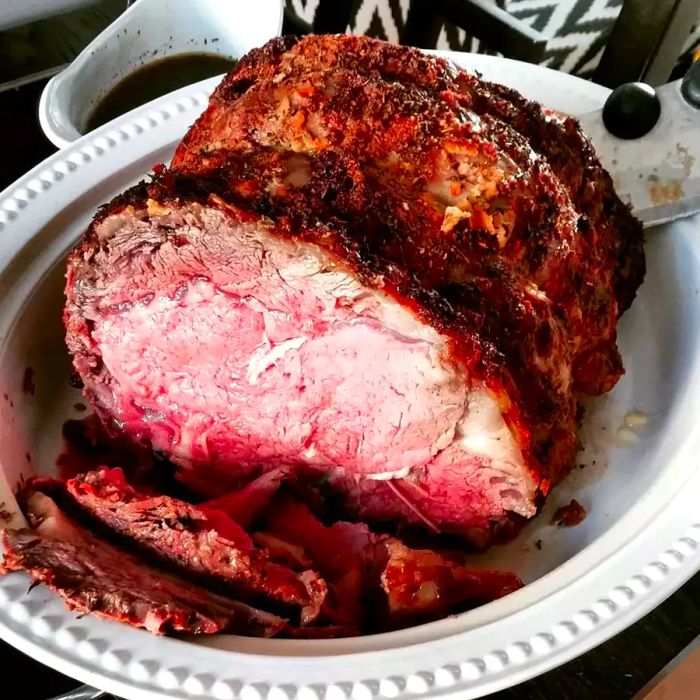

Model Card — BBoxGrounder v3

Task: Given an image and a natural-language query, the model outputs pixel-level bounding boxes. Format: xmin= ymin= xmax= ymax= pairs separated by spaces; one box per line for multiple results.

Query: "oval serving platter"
xmin=0 ymin=53 xmax=699 ymax=700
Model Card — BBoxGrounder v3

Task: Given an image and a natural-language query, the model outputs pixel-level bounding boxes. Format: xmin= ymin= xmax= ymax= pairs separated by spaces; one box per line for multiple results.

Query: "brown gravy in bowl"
xmin=85 ymin=53 xmax=236 ymax=131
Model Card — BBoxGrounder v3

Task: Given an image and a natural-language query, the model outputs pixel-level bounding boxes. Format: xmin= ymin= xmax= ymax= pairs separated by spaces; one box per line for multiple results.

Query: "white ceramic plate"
xmin=1 ymin=53 xmax=700 ymax=700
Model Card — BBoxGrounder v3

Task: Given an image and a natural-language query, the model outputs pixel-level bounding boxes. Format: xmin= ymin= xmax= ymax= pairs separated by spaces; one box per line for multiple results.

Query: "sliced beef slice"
xmin=0 ymin=492 xmax=285 ymax=636
xmin=55 ymin=468 xmax=326 ymax=620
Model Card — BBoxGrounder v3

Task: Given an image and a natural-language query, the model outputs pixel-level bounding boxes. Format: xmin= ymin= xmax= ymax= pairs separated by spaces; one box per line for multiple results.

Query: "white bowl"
xmin=38 ymin=0 xmax=283 ymax=148
xmin=2 ymin=52 xmax=699 ymax=699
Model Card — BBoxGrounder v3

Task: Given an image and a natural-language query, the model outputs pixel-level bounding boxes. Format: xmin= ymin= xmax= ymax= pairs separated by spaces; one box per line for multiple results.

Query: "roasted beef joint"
xmin=64 ymin=35 xmax=643 ymax=547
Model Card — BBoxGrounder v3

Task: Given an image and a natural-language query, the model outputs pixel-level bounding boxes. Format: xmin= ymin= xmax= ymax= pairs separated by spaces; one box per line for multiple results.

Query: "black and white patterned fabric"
xmin=286 ymin=0 xmax=700 ymax=79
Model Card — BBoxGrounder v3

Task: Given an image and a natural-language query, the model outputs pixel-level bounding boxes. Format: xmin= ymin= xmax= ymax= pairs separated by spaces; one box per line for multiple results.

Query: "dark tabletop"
xmin=1 ymin=78 xmax=699 ymax=700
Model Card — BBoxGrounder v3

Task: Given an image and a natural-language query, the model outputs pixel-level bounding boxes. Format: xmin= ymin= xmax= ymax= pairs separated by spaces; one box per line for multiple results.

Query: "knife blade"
xmin=577 ymin=59 xmax=700 ymax=229
xmin=632 ymin=633 xmax=700 ymax=699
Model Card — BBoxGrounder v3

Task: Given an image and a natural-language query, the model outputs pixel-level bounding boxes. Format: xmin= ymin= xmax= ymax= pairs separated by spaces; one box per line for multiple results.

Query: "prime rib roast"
xmin=3 ymin=34 xmax=644 ymax=637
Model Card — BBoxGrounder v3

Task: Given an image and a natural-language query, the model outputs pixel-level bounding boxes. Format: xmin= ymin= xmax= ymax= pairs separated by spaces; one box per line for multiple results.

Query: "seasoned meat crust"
xmin=64 ymin=35 xmax=644 ymax=546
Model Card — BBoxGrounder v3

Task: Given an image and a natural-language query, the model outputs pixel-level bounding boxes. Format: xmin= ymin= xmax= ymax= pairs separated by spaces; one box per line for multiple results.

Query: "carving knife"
xmin=633 ymin=633 xmax=700 ymax=699
xmin=577 ymin=57 xmax=700 ymax=228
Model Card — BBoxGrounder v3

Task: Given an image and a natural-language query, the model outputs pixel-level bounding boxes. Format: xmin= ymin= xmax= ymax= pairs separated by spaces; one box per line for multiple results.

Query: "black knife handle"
xmin=602 ymin=82 xmax=661 ymax=140
xmin=601 ymin=58 xmax=700 ymax=140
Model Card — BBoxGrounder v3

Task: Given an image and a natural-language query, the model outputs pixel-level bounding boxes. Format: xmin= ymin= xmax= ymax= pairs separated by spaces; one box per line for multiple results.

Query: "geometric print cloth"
xmin=286 ymin=0 xmax=700 ymax=79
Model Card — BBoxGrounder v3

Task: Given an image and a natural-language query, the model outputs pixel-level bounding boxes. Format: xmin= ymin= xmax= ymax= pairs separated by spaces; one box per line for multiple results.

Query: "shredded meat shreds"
xmin=59 ymin=468 xmax=326 ymax=618
xmin=252 ymin=532 xmax=313 ymax=569
xmin=200 ymin=467 xmax=290 ymax=528
xmin=266 ymin=497 xmax=383 ymax=579
xmin=1 ymin=493 xmax=285 ymax=636
xmin=381 ymin=541 xmax=523 ymax=620
xmin=264 ymin=497 xmax=522 ymax=626
xmin=266 ymin=497 xmax=387 ymax=625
